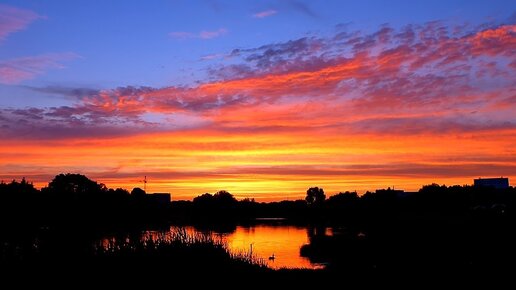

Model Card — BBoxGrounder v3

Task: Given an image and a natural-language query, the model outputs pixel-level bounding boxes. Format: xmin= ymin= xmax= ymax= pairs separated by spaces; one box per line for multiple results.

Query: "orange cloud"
xmin=2 ymin=128 xmax=515 ymax=201
xmin=1 ymin=22 xmax=515 ymax=200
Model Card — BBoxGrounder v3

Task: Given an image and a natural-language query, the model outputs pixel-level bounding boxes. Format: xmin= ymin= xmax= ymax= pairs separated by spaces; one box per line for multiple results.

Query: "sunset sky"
xmin=1 ymin=0 xmax=515 ymax=200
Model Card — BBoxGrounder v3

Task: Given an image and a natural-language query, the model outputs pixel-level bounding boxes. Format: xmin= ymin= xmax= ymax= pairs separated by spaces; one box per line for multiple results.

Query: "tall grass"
xmin=229 ymin=248 xmax=268 ymax=268
xmin=95 ymin=227 xmax=270 ymax=270
xmin=97 ymin=228 xmax=222 ymax=252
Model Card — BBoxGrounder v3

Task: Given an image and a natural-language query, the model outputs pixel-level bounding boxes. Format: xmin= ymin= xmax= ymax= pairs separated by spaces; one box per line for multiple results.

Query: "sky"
xmin=0 ymin=0 xmax=515 ymax=200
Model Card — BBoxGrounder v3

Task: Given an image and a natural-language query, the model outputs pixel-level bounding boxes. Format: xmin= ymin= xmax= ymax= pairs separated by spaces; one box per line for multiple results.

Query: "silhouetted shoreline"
xmin=1 ymin=174 xmax=515 ymax=281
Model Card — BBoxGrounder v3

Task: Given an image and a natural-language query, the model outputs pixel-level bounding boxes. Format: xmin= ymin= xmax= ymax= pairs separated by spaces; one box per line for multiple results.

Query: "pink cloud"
xmin=469 ymin=24 xmax=516 ymax=56
xmin=2 ymin=22 xmax=515 ymax=140
xmin=87 ymin=23 xmax=516 ymax=119
xmin=168 ymin=31 xmax=195 ymax=39
xmin=0 ymin=53 xmax=79 ymax=84
xmin=0 ymin=4 xmax=43 ymax=42
xmin=253 ymin=10 xmax=278 ymax=18
xmin=199 ymin=28 xmax=227 ymax=39
xmin=169 ymin=28 xmax=227 ymax=40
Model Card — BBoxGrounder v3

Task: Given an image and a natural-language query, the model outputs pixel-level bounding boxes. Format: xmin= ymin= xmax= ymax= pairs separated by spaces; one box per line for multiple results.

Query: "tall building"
xmin=473 ymin=177 xmax=509 ymax=189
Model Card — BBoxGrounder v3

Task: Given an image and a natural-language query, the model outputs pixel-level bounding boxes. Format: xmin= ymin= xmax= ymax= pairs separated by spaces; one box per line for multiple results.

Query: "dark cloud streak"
xmin=285 ymin=0 xmax=319 ymax=19
xmin=24 ymin=85 xmax=100 ymax=100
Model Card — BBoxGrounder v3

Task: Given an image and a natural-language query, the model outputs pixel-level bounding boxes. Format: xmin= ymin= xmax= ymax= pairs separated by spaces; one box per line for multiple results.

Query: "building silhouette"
xmin=474 ymin=177 xmax=509 ymax=189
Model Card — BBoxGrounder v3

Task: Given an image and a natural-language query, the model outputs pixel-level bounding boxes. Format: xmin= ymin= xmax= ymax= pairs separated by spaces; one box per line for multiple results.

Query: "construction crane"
xmin=129 ymin=176 xmax=148 ymax=192
xmin=142 ymin=176 xmax=147 ymax=192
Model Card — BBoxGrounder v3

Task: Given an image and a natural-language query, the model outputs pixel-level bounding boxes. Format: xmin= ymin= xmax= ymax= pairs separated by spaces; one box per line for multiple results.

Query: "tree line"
xmin=2 ymin=173 xmax=514 ymax=227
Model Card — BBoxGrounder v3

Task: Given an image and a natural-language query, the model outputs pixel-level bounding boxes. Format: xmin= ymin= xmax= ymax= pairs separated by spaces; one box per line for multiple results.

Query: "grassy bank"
xmin=2 ymin=228 xmax=274 ymax=276
xmin=94 ymin=228 xmax=271 ymax=273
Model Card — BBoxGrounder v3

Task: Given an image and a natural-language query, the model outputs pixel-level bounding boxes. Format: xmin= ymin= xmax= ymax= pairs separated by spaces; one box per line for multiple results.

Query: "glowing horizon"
xmin=1 ymin=1 xmax=515 ymax=201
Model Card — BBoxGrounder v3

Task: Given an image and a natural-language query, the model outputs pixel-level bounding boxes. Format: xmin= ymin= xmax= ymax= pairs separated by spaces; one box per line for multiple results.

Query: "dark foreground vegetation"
xmin=4 ymin=228 xmax=270 ymax=275
xmin=1 ymin=173 xmax=515 ymax=282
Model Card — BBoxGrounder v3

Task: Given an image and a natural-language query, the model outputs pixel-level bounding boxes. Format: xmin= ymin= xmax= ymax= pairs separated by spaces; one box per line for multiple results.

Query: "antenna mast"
xmin=143 ymin=176 xmax=147 ymax=192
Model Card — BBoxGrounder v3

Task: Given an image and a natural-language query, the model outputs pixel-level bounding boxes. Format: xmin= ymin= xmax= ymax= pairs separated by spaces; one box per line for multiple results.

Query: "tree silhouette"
xmin=108 ymin=188 xmax=130 ymax=197
xmin=327 ymin=191 xmax=358 ymax=203
xmin=306 ymin=187 xmax=325 ymax=205
xmin=213 ymin=190 xmax=237 ymax=205
xmin=193 ymin=193 xmax=214 ymax=205
xmin=43 ymin=173 xmax=107 ymax=195
xmin=131 ymin=187 xmax=146 ymax=198
xmin=0 ymin=178 xmax=38 ymax=196
xmin=193 ymin=191 xmax=237 ymax=207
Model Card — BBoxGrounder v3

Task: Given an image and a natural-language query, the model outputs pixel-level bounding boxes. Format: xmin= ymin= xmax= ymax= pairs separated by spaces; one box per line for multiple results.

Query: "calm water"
xmin=222 ymin=224 xmax=324 ymax=269
xmin=137 ymin=223 xmax=327 ymax=269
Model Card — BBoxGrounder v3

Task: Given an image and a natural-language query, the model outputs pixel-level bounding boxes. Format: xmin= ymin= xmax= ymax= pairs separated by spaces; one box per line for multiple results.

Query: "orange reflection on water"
xmin=224 ymin=225 xmax=321 ymax=269
xmin=99 ymin=225 xmax=323 ymax=269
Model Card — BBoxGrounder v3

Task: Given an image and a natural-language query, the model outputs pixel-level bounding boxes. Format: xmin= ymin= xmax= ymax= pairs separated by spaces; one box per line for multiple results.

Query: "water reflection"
xmin=100 ymin=224 xmax=327 ymax=269
xmin=221 ymin=225 xmax=323 ymax=269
